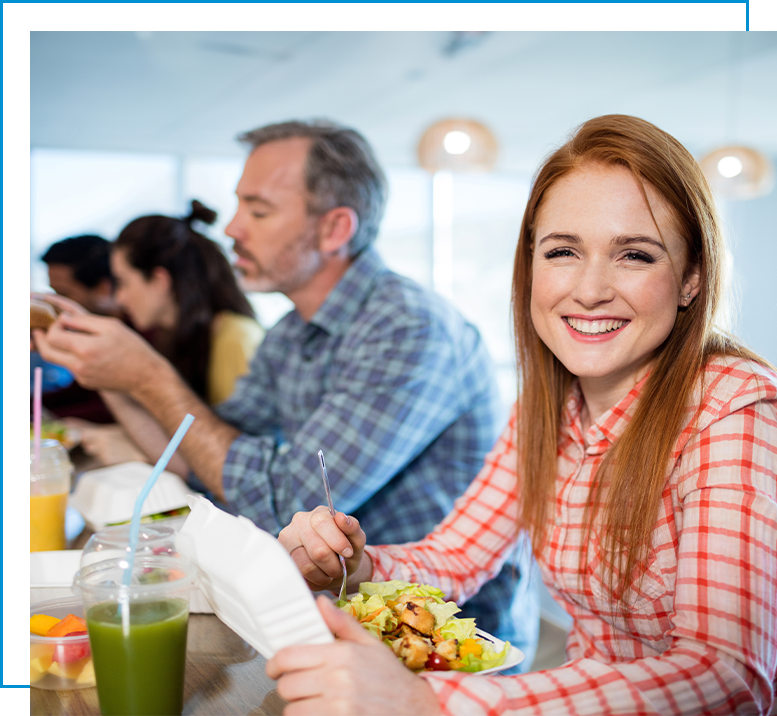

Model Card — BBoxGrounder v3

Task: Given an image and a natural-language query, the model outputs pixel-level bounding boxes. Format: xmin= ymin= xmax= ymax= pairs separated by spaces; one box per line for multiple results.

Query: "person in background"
xmin=112 ymin=199 xmax=263 ymax=407
xmin=274 ymin=115 xmax=777 ymax=716
xmin=33 ymin=120 xmax=540 ymax=665
xmin=42 ymin=235 xmax=120 ymax=317
xmin=32 ymin=234 xmax=119 ymax=423
xmin=48 ymin=200 xmax=264 ymax=466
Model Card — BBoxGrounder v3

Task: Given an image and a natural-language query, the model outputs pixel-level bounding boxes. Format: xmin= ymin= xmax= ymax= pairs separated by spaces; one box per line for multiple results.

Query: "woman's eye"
xmin=543 ymin=247 xmax=576 ymax=259
xmin=251 ymin=212 xmax=267 ymax=219
xmin=623 ymin=250 xmax=655 ymax=263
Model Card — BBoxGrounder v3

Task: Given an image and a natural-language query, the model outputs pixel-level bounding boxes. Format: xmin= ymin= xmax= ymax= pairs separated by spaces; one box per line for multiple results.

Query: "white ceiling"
xmin=31 ymin=31 xmax=777 ymax=175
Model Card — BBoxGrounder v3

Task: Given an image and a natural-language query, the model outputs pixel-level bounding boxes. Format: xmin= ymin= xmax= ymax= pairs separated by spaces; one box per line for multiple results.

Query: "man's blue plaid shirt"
xmin=210 ymin=248 xmax=538 ymax=662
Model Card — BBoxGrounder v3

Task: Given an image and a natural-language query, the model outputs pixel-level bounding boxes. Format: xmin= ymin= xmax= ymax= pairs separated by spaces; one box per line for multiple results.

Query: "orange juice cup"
xmin=31 ymin=439 xmax=73 ymax=552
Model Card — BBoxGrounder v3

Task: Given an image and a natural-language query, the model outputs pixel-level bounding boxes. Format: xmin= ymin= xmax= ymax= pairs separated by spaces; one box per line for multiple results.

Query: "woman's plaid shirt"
xmin=367 ymin=356 xmax=777 ymax=715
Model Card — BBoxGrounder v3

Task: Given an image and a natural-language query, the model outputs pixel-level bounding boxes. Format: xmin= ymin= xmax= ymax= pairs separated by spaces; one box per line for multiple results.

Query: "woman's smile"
xmin=563 ymin=316 xmax=630 ymax=338
xmin=530 ymin=162 xmax=700 ymax=405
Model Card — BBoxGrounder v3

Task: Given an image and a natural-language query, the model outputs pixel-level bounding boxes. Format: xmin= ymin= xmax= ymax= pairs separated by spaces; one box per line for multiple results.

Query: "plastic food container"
xmin=80 ymin=524 xmax=178 ymax=568
xmin=69 ymin=462 xmax=193 ymax=530
xmin=30 ymin=596 xmax=95 ymax=690
xmin=80 ymin=524 xmax=213 ymax=614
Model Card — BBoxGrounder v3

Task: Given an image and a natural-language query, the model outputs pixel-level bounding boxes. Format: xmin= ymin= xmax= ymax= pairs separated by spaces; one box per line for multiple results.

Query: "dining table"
xmin=30 ymin=612 xmax=287 ymax=716
xmin=31 ymin=447 xmax=288 ymax=716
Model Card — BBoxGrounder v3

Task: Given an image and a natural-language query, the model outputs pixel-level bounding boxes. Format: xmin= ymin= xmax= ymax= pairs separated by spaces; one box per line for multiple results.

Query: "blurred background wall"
xmin=29 ymin=30 xmax=777 ymax=626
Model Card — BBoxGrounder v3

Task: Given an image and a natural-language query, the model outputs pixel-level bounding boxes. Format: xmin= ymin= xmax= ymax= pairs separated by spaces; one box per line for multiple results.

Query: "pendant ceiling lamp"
xmin=699 ymin=145 xmax=775 ymax=200
xmin=417 ymin=118 xmax=498 ymax=173
xmin=698 ymin=35 xmax=774 ymax=201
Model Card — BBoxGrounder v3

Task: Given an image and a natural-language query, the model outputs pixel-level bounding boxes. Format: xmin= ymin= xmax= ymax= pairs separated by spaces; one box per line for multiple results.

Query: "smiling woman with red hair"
xmin=262 ymin=115 xmax=775 ymax=715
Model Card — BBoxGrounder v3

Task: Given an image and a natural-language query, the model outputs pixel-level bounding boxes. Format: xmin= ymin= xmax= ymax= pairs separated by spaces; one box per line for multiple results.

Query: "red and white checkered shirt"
xmin=367 ymin=356 xmax=777 ymax=715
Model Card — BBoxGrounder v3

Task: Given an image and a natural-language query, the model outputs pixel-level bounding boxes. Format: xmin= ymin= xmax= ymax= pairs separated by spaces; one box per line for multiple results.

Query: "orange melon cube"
xmin=30 ymin=614 xmax=60 ymax=636
xmin=45 ymin=614 xmax=87 ymax=637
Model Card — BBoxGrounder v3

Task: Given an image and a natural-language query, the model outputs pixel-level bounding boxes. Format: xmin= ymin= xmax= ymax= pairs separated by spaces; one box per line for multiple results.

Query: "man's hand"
xmin=33 ymin=299 xmax=235 ymax=499
xmin=33 ymin=313 xmax=166 ymax=393
xmin=31 ymin=292 xmax=88 ymax=316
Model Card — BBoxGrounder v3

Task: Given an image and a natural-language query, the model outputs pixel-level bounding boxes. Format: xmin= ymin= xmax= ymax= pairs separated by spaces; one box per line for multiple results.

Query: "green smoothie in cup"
xmin=74 ymin=554 xmax=196 ymax=716
xmin=87 ymin=597 xmax=189 ymax=716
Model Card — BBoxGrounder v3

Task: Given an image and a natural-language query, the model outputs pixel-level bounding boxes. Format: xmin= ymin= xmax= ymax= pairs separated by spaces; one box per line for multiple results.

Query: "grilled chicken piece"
xmin=435 ymin=639 xmax=458 ymax=662
xmin=393 ymin=594 xmax=431 ymax=611
xmin=392 ymin=633 xmax=433 ymax=671
xmin=398 ymin=599 xmax=435 ymax=636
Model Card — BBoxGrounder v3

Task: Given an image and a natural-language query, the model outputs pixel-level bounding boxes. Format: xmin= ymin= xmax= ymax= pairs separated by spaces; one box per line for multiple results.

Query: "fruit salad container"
xmin=30 ymin=596 xmax=95 ymax=689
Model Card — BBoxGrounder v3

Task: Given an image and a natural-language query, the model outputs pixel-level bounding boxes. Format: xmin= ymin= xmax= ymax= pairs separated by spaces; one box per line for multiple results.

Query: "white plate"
xmin=474 ymin=628 xmax=525 ymax=675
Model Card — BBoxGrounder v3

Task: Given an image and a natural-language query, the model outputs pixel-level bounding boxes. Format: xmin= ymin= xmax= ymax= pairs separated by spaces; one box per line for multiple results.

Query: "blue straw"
xmin=122 ymin=413 xmax=195 ymax=586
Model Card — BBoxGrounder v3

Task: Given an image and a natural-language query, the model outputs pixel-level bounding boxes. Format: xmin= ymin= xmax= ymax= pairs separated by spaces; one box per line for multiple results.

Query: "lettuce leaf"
xmin=358 ymin=580 xmax=412 ymax=601
xmin=358 ymin=581 xmax=448 ymax=604
xmin=438 ymin=616 xmax=477 ymax=642
xmin=426 ymin=600 xmax=461 ymax=629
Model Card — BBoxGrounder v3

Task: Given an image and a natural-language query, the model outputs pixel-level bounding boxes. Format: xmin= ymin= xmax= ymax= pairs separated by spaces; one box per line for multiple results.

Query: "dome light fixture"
xmin=417 ymin=119 xmax=498 ymax=173
xmin=699 ymin=145 xmax=775 ymax=200
xmin=443 ymin=130 xmax=471 ymax=155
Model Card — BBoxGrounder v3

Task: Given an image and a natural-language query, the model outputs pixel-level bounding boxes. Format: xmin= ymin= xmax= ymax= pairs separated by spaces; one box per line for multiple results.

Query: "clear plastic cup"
xmin=73 ymin=555 xmax=196 ymax=716
xmin=80 ymin=524 xmax=177 ymax=569
xmin=30 ymin=439 xmax=73 ymax=552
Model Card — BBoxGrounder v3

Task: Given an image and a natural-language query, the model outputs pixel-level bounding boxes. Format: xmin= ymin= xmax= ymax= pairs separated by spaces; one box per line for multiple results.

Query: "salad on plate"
xmin=340 ymin=581 xmax=511 ymax=673
xmin=30 ymin=419 xmax=80 ymax=451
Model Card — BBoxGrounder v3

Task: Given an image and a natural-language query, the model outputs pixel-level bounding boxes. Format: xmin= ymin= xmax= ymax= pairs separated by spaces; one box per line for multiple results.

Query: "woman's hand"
xmin=65 ymin=419 xmax=149 ymax=467
xmin=279 ymin=507 xmax=370 ymax=594
xmin=267 ymin=596 xmax=441 ymax=716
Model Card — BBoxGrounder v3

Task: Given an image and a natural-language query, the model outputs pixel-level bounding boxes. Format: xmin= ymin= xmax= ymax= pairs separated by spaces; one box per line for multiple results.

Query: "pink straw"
xmin=33 ymin=367 xmax=42 ymax=472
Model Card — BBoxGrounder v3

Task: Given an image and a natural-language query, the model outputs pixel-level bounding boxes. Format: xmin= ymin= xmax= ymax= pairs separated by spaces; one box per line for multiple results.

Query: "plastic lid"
xmin=30 ymin=439 xmax=72 ymax=491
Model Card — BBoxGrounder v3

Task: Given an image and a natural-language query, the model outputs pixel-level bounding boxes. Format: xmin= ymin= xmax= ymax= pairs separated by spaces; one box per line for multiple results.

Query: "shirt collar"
xmin=562 ymin=373 xmax=650 ymax=454
xmin=307 ymin=247 xmax=386 ymax=335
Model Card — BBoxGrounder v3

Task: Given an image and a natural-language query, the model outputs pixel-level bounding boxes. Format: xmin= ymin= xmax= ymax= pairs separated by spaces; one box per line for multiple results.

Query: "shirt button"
xmin=555 ymin=517 xmax=562 ymax=527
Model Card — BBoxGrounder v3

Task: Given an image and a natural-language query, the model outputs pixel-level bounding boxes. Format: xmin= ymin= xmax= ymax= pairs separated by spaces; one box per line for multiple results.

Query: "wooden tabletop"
xmin=30 ymin=612 xmax=287 ymax=716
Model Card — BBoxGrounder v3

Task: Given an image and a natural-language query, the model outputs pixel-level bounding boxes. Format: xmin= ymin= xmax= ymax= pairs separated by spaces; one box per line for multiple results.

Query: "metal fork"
xmin=318 ymin=450 xmax=348 ymax=602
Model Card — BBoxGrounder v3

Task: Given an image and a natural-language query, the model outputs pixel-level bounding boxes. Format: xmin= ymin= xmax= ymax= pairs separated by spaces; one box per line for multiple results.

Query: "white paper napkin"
xmin=175 ymin=495 xmax=334 ymax=658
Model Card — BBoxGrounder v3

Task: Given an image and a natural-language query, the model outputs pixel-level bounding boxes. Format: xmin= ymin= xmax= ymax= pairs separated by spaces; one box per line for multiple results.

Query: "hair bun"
xmin=185 ymin=200 xmax=217 ymax=226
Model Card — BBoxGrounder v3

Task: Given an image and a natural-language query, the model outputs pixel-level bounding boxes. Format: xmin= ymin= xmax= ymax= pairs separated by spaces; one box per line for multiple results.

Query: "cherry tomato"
xmin=424 ymin=653 xmax=451 ymax=671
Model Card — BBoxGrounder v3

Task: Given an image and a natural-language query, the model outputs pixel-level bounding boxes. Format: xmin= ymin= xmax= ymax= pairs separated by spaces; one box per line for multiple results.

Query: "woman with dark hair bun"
xmin=69 ymin=200 xmax=263 ymax=467
xmin=111 ymin=199 xmax=263 ymax=405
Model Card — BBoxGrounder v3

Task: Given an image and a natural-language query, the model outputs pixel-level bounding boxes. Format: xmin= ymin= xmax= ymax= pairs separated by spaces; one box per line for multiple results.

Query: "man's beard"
xmin=235 ymin=225 xmax=322 ymax=295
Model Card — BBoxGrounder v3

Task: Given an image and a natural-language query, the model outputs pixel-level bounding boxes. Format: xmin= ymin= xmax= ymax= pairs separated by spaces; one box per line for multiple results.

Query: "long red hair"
xmin=511 ymin=114 xmax=766 ymax=611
